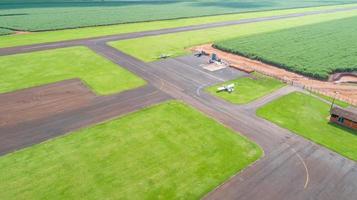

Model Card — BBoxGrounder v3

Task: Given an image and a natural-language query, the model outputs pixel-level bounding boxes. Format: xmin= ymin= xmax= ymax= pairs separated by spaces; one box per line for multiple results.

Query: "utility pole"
xmin=330 ymin=91 xmax=338 ymax=112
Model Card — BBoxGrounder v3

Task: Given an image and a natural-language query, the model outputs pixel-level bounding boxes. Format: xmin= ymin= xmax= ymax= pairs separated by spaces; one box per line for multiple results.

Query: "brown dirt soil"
xmin=192 ymin=44 xmax=357 ymax=105
xmin=14 ymin=31 xmax=32 ymax=35
xmin=0 ymin=79 xmax=96 ymax=127
xmin=338 ymin=75 xmax=357 ymax=83
xmin=330 ymin=72 xmax=357 ymax=83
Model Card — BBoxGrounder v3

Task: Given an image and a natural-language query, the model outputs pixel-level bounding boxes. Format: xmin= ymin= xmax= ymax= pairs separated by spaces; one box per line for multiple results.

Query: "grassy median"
xmin=0 ymin=101 xmax=262 ymax=199
xmin=206 ymin=73 xmax=284 ymax=104
xmin=257 ymin=92 xmax=357 ymax=161
xmin=0 ymin=46 xmax=145 ymax=95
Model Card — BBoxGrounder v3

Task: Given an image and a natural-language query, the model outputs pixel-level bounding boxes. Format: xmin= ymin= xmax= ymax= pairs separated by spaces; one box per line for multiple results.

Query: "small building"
xmin=330 ymin=107 xmax=357 ymax=130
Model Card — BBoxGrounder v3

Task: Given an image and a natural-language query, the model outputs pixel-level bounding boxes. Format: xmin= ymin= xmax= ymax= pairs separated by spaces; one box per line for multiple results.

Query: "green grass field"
xmin=0 ymin=101 xmax=262 ymax=200
xmin=111 ymin=9 xmax=357 ymax=62
xmin=257 ymin=92 xmax=357 ymax=161
xmin=313 ymin=92 xmax=350 ymax=108
xmin=206 ymin=73 xmax=284 ymax=104
xmin=1 ymin=0 xmax=357 ymax=32
xmin=2 ymin=4 xmax=356 ymax=48
xmin=0 ymin=46 xmax=145 ymax=95
xmin=214 ymin=16 xmax=357 ymax=80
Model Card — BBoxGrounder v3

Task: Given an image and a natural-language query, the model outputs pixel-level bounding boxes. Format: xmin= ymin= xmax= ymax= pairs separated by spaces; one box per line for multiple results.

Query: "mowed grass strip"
xmin=214 ymin=15 xmax=357 ymax=80
xmin=110 ymin=9 xmax=357 ymax=62
xmin=257 ymin=92 xmax=357 ymax=161
xmin=206 ymin=73 xmax=284 ymax=104
xmin=0 ymin=101 xmax=262 ymax=200
xmin=0 ymin=46 xmax=145 ymax=95
xmin=1 ymin=4 xmax=355 ymax=48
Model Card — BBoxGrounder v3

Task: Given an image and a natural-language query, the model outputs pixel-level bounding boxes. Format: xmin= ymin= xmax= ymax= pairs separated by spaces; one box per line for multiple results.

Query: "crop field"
xmin=257 ymin=92 xmax=357 ymax=161
xmin=2 ymin=4 xmax=355 ymax=49
xmin=0 ymin=101 xmax=261 ymax=199
xmin=111 ymin=9 xmax=357 ymax=62
xmin=206 ymin=73 xmax=284 ymax=104
xmin=0 ymin=47 xmax=145 ymax=95
xmin=0 ymin=28 xmax=13 ymax=35
xmin=214 ymin=15 xmax=357 ymax=80
xmin=1 ymin=0 xmax=357 ymax=32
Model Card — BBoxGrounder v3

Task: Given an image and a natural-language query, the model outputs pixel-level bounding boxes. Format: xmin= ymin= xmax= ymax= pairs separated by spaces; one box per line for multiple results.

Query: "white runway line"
xmin=291 ymin=147 xmax=310 ymax=189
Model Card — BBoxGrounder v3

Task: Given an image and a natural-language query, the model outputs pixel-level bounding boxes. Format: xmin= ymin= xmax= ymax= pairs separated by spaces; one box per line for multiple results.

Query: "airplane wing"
xmin=227 ymin=83 xmax=235 ymax=88
xmin=217 ymin=86 xmax=225 ymax=91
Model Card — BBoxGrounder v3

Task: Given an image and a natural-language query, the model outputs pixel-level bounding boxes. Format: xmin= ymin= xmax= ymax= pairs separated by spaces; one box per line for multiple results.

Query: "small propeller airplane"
xmin=194 ymin=50 xmax=209 ymax=57
xmin=157 ymin=53 xmax=172 ymax=59
xmin=217 ymin=83 xmax=235 ymax=93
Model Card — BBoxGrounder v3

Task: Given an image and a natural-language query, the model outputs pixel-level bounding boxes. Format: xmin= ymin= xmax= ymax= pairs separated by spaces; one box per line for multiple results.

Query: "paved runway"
xmin=89 ymin=45 xmax=357 ymax=200
xmin=0 ymin=6 xmax=356 ymax=199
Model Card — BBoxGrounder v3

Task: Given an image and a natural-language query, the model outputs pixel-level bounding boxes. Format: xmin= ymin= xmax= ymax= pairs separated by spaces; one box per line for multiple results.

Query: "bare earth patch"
xmin=0 ymin=79 xmax=95 ymax=127
xmin=338 ymin=75 xmax=357 ymax=83
xmin=14 ymin=31 xmax=31 ymax=35
xmin=329 ymin=72 xmax=357 ymax=83
xmin=192 ymin=44 xmax=357 ymax=105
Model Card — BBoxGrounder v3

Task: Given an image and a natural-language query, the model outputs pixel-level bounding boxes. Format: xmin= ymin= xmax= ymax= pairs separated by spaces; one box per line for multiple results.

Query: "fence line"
xmin=251 ymin=69 xmax=357 ymax=106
